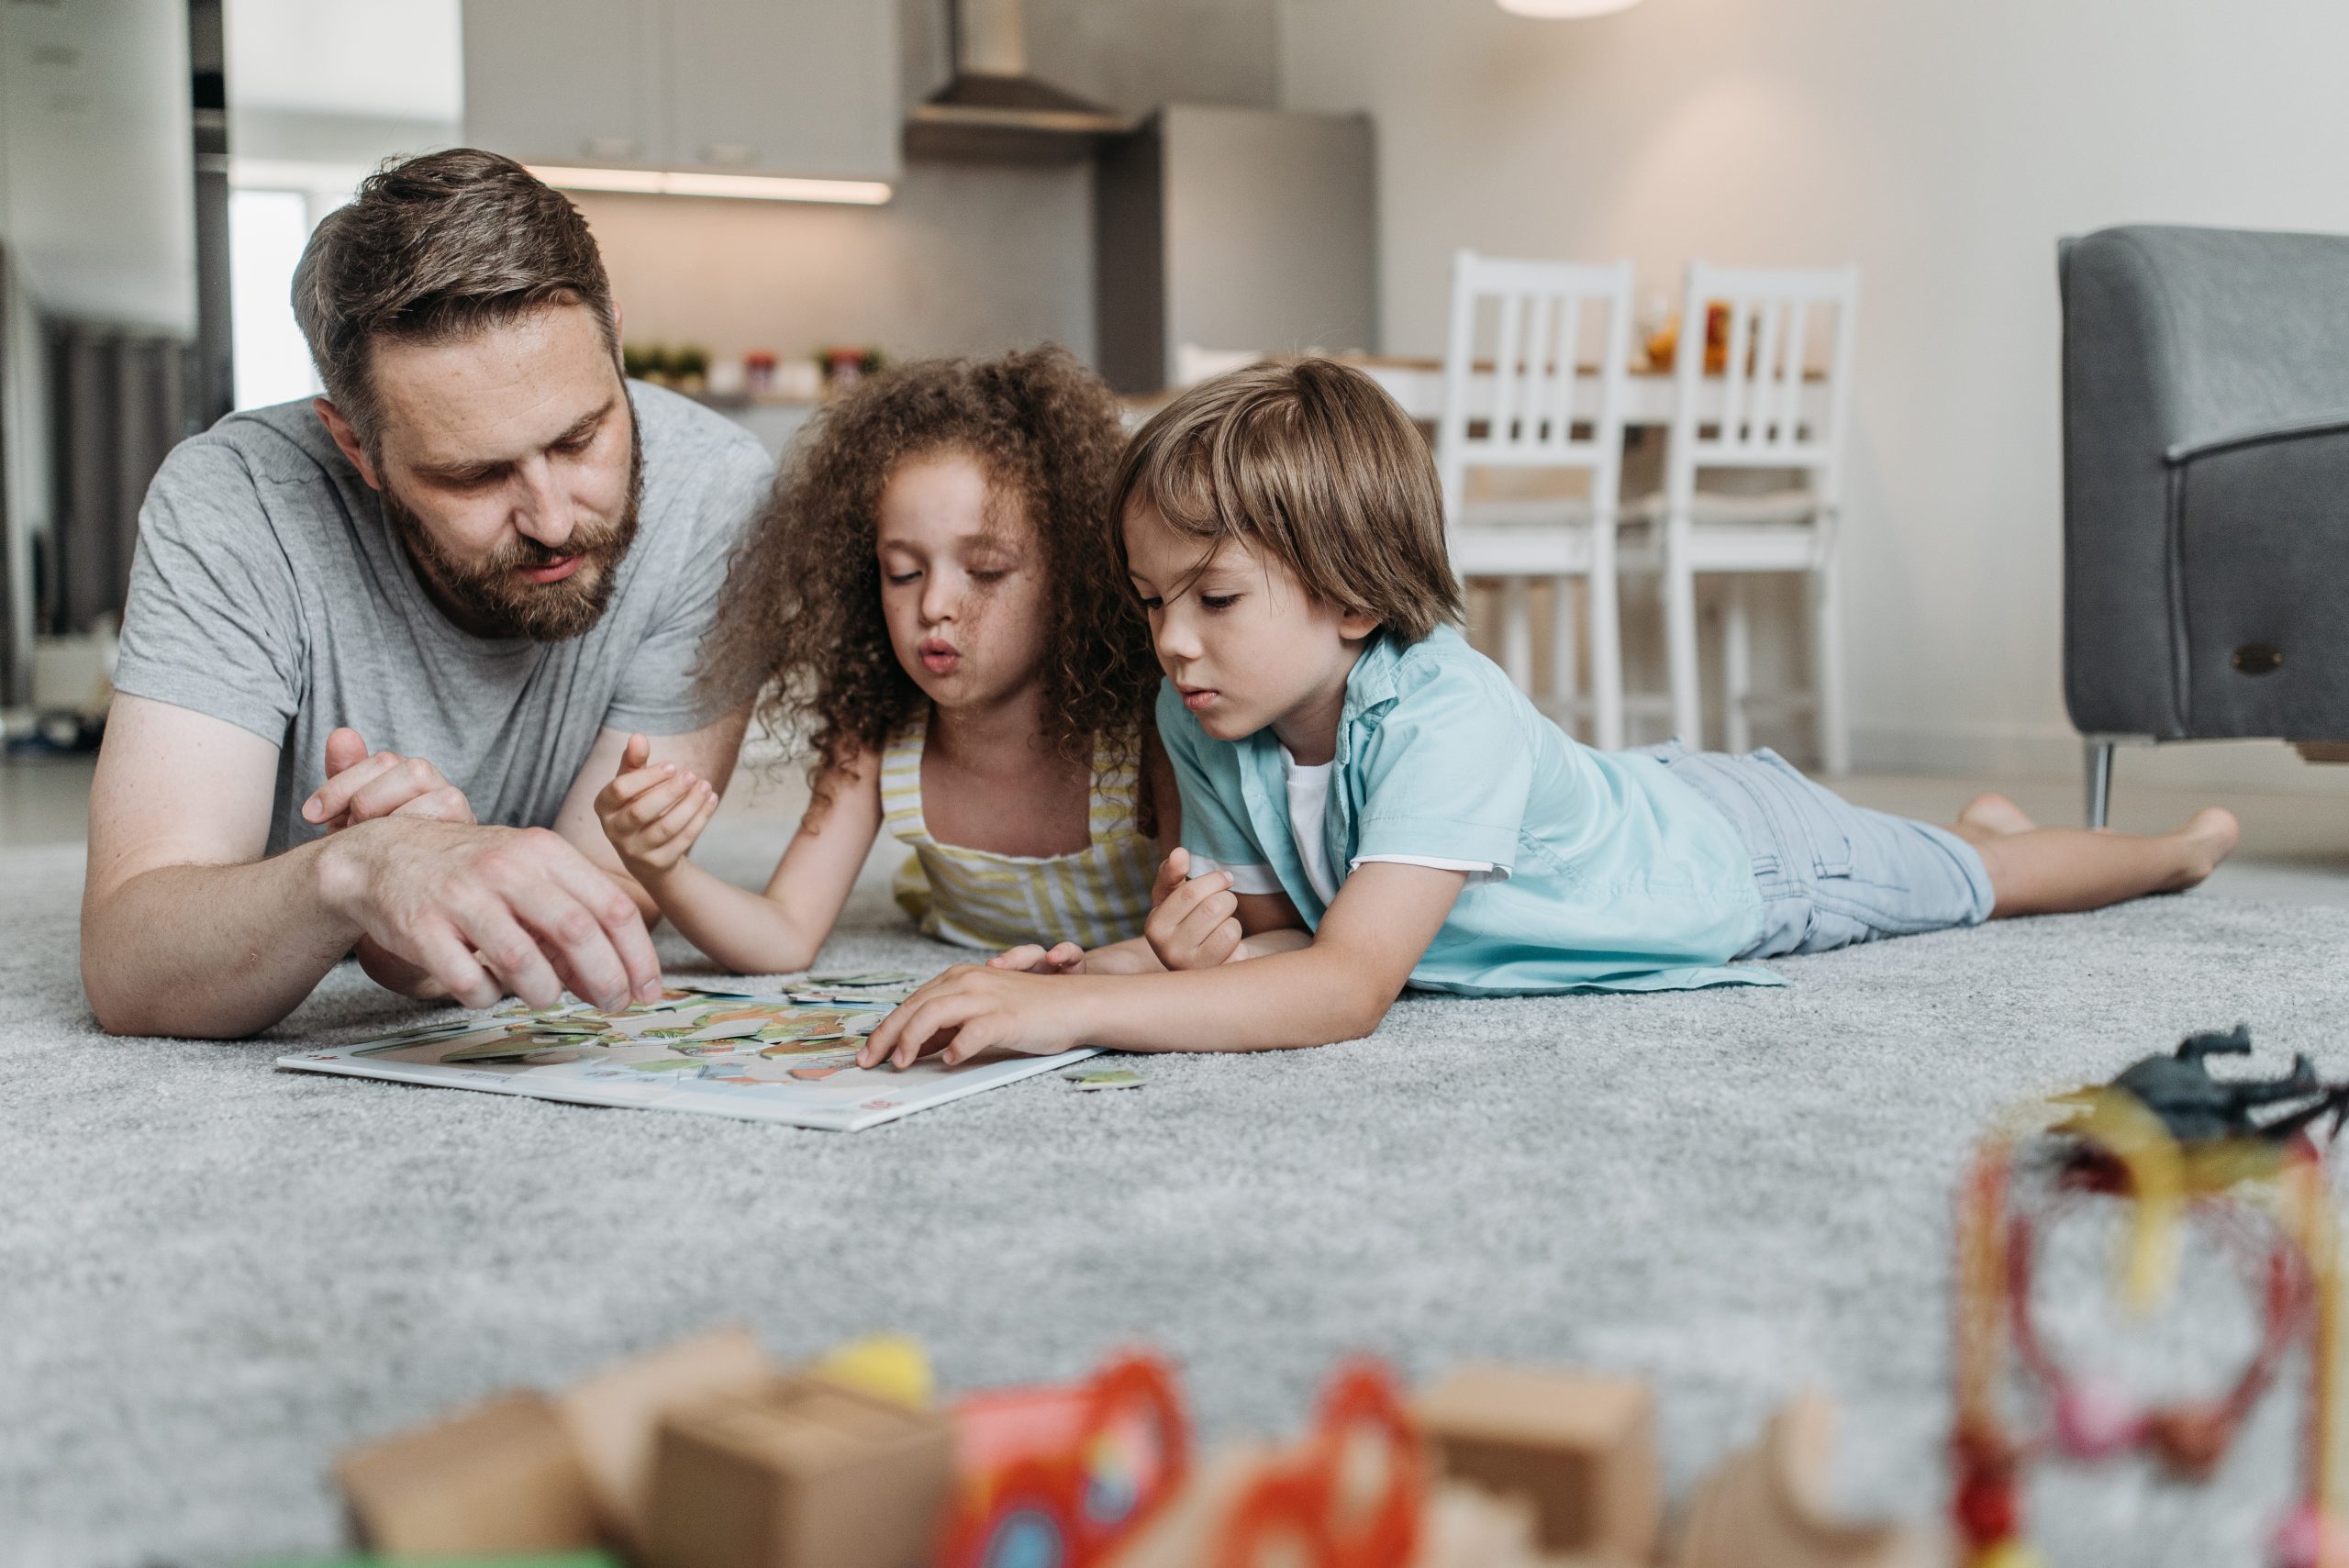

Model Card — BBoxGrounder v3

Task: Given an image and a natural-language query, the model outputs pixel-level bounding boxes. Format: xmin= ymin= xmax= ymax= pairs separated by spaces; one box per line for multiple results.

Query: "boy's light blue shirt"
xmin=1158 ymin=625 xmax=1781 ymax=995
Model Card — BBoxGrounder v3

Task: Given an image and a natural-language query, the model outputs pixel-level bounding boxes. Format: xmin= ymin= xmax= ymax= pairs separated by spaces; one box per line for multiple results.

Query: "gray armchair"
xmin=2060 ymin=224 xmax=2349 ymax=825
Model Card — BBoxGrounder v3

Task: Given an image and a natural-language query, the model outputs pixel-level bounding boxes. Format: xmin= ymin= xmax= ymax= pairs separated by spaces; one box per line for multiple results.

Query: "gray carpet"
xmin=5 ymin=823 xmax=2346 ymax=1568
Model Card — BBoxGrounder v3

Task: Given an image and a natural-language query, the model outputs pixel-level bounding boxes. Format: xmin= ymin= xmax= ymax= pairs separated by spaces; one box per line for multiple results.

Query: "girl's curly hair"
xmin=696 ymin=345 xmax=1160 ymax=826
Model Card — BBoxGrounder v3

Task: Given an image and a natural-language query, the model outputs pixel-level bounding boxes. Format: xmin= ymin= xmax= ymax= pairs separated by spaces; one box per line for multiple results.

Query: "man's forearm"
xmin=82 ymin=841 xmax=361 ymax=1039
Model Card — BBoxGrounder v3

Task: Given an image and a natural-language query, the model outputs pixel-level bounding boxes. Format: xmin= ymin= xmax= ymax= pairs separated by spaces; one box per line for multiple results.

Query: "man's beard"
xmin=383 ymin=411 xmax=645 ymax=643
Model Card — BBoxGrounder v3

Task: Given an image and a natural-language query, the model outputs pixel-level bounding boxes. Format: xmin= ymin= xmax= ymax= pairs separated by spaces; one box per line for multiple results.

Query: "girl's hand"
xmin=1144 ymin=848 xmax=1242 ymax=971
xmin=596 ymin=733 xmax=719 ymax=873
xmin=989 ymin=941 xmax=1087 ymax=975
xmin=855 ymin=966 xmax=1086 ymax=1070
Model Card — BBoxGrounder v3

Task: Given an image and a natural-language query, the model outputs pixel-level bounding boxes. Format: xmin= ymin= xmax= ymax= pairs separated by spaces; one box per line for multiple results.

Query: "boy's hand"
xmin=989 ymin=941 xmax=1088 ymax=975
xmin=855 ymin=966 xmax=1086 ymax=1070
xmin=596 ymin=732 xmax=719 ymax=873
xmin=1144 ymin=849 xmax=1242 ymax=970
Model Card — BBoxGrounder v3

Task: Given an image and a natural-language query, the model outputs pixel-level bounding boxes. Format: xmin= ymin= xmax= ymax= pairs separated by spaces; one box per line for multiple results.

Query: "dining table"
xmin=1333 ymin=352 xmax=1831 ymax=429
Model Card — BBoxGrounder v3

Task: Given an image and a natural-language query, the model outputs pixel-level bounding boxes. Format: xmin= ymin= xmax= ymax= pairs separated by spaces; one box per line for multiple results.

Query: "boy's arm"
xmin=1051 ymin=915 xmax=1308 ymax=975
xmin=861 ymin=861 xmax=1466 ymax=1065
xmin=627 ymin=757 xmax=882 ymax=975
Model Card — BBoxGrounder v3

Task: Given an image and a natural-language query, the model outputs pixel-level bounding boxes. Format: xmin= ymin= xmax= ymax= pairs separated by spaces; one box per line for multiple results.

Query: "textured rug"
xmin=5 ymin=824 xmax=2346 ymax=1568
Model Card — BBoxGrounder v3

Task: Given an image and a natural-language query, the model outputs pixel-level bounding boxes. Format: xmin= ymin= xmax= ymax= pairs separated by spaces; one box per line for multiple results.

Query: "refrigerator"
xmin=1094 ymin=105 xmax=1378 ymax=395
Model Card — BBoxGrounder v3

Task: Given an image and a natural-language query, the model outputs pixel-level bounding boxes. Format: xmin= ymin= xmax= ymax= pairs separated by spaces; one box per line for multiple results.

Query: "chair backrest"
xmin=1435 ymin=250 xmax=1637 ymax=527
xmin=1666 ymin=261 xmax=1860 ymax=500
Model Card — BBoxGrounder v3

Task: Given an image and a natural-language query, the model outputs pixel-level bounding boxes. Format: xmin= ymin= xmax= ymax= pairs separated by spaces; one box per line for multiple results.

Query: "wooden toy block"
xmin=1672 ymin=1393 xmax=1929 ymax=1568
xmin=1096 ymin=1442 xmax=1277 ymax=1568
xmin=560 ymin=1325 xmax=774 ymax=1551
xmin=1413 ymin=1363 xmax=1661 ymax=1562
xmin=334 ymin=1389 xmax=602 ymax=1555
xmin=1410 ymin=1479 xmax=1547 ymax=1568
xmin=644 ymin=1374 xmax=954 ymax=1568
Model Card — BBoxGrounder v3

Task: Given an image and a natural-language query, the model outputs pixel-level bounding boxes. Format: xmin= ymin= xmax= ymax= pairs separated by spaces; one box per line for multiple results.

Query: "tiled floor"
xmin=8 ymin=752 xmax=2346 ymax=906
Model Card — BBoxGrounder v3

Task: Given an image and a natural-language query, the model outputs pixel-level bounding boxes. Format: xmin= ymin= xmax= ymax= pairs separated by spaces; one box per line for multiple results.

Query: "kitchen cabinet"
xmin=667 ymin=0 xmax=896 ymax=180
xmin=463 ymin=0 xmax=898 ymax=182
xmin=462 ymin=0 xmax=666 ymax=168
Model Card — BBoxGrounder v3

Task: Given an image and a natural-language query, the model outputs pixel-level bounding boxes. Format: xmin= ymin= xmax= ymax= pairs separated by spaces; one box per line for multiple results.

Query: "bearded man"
xmin=81 ymin=150 xmax=773 ymax=1037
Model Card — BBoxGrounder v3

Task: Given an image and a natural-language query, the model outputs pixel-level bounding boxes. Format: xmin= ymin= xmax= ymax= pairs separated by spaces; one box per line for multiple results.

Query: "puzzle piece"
xmin=1064 ymin=1069 xmax=1143 ymax=1092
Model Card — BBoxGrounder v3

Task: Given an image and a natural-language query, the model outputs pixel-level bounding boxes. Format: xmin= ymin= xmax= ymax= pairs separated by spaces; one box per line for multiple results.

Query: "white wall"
xmin=221 ymin=0 xmax=466 ymax=411
xmin=571 ymin=161 xmax=1097 ymax=368
xmin=1277 ymin=0 xmax=2349 ymax=792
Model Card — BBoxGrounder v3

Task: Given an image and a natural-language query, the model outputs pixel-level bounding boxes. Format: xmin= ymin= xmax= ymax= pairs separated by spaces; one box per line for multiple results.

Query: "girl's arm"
xmin=992 ymin=862 xmax=1308 ymax=975
xmin=862 ymin=860 xmax=1466 ymax=1065
xmin=623 ymin=755 xmax=883 ymax=975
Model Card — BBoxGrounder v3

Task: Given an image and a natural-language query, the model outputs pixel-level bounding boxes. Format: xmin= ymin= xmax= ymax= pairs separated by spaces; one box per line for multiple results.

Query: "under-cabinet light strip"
xmin=528 ymin=165 xmax=892 ymax=206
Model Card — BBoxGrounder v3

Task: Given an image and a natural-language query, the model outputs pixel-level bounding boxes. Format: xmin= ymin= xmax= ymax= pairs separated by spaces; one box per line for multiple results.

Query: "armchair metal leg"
xmin=2085 ymin=740 xmax=2114 ymax=829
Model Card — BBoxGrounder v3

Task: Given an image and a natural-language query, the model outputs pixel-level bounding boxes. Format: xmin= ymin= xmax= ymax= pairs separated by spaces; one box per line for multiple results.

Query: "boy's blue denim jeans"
xmin=1637 ymin=742 xmax=1997 ymax=960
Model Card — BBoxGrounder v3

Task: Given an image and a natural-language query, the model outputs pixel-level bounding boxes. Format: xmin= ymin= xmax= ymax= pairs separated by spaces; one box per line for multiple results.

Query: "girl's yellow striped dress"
xmin=880 ymin=717 xmax=1157 ymax=951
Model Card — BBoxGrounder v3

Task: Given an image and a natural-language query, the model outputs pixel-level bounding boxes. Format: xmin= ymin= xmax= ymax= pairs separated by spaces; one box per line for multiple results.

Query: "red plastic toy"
xmin=1211 ymin=1358 xmax=1424 ymax=1568
xmin=938 ymin=1351 xmax=1191 ymax=1568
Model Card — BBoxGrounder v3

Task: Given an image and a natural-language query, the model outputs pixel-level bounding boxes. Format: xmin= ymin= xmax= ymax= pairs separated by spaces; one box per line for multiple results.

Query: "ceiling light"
xmin=1497 ymin=0 xmax=1642 ymax=16
xmin=528 ymin=166 xmax=892 ymax=206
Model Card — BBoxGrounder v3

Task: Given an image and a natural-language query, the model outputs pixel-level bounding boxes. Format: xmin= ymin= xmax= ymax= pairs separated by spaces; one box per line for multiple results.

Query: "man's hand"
xmin=855 ymin=965 xmax=1087 ymax=1071
xmin=1144 ymin=848 xmax=1243 ymax=970
xmin=316 ymin=817 xmax=663 ymax=1012
xmin=596 ymin=732 xmax=719 ymax=875
xmin=305 ymin=728 xmax=486 ymax=999
xmin=353 ymin=938 xmax=451 ymax=1000
xmin=988 ymin=941 xmax=1089 ymax=975
xmin=303 ymin=727 xmax=473 ymax=830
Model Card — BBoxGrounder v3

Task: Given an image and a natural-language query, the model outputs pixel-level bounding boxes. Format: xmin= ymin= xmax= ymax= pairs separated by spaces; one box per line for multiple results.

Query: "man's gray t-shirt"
xmin=112 ymin=382 xmax=774 ymax=853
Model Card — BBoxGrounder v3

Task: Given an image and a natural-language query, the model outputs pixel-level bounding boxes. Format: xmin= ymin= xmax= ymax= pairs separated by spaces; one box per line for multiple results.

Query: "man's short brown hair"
xmin=1109 ymin=357 xmax=1462 ymax=642
xmin=292 ymin=149 xmax=618 ymax=446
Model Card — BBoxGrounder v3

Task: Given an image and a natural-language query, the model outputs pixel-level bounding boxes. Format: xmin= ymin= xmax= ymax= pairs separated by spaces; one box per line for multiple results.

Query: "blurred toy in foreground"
xmin=1413 ymin=1363 xmax=1659 ymax=1562
xmin=330 ymin=1333 xmax=1919 ymax=1568
xmin=335 ymin=1329 xmax=916 ymax=1564
xmin=1952 ymin=1027 xmax=2348 ymax=1568
xmin=2101 ymin=1026 xmax=2349 ymax=1147
xmin=1673 ymin=1394 xmax=1931 ymax=1568
xmin=941 ymin=1351 xmax=1189 ymax=1568
xmin=1106 ymin=1358 xmax=1422 ymax=1568
xmin=649 ymin=1374 xmax=953 ymax=1568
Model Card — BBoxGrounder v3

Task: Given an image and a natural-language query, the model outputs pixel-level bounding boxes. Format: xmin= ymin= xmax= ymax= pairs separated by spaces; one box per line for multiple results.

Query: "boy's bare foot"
xmin=2165 ymin=806 xmax=2241 ymax=891
xmin=1957 ymin=793 xmax=2038 ymax=838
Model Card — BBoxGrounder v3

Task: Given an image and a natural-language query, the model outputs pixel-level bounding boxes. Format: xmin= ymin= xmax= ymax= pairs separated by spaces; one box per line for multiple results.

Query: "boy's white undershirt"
xmin=1192 ymin=746 xmax=1505 ymax=906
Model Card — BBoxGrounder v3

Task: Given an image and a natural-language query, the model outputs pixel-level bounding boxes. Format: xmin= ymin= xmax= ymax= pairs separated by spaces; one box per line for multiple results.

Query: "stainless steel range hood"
xmin=906 ymin=0 xmax=1135 ymax=162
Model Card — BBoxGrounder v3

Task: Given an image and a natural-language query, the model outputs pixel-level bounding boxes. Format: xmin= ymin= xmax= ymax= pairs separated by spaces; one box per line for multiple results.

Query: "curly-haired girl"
xmin=592 ymin=346 xmax=1171 ymax=972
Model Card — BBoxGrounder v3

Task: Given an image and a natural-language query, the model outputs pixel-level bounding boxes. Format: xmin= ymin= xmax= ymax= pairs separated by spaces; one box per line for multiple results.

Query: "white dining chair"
xmin=1647 ymin=261 xmax=1859 ymax=773
xmin=1434 ymin=250 xmax=1637 ymax=751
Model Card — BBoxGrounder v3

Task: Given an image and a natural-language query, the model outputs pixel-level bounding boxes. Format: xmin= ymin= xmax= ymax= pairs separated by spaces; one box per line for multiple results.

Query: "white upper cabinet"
xmin=462 ymin=0 xmax=667 ymax=168
xmin=462 ymin=0 xmax=899 ymax=181
xmin=667 ymin=0 xmax=896 ymax=179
